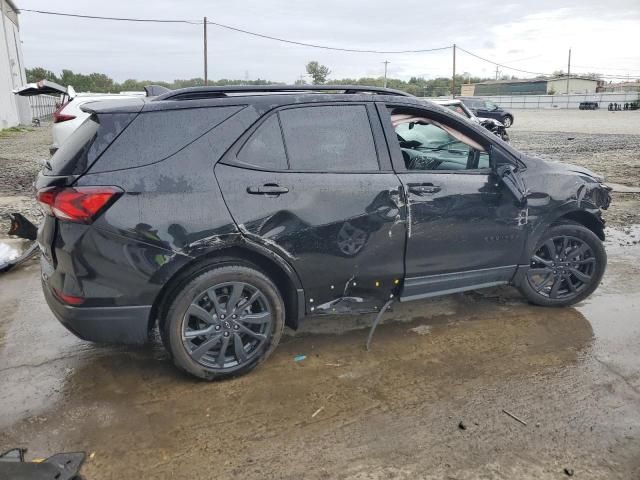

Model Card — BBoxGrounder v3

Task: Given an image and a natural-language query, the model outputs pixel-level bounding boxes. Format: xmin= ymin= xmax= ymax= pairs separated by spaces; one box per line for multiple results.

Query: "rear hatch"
xmin=35 ymin=101 xmax=143 ymax=265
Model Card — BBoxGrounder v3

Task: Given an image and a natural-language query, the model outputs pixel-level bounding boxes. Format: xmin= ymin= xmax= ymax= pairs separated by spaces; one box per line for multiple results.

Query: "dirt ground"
xmin=1 ymin=110 xmax=640 ymax=479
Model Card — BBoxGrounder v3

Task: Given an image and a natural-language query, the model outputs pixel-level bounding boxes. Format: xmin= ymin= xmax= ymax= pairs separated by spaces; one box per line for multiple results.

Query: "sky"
xmin=15 ymin=0 xmax=640 ymax=83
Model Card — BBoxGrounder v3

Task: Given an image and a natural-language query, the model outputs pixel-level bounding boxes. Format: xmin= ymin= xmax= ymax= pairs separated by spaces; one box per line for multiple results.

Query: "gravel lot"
xmin=0 ymin=125 xmax=48 ymax=235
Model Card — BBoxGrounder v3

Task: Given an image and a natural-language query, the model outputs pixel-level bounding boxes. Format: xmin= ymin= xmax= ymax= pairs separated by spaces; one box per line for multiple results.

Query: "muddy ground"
xmin=1 ymin=110 xmax=640 ymax=479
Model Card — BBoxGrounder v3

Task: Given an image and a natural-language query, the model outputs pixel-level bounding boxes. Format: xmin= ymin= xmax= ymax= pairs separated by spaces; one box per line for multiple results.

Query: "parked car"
xmin=459 ymin=97 xmax=514 ymax=127
xmin=36 ymin=85 xmax=610 ymax=380
xmin=432 ymin=99 xmax=509 ymax=141
xmin=14 ymin=80 xmax=165 ymax=154
xmin=50 ymin=92 xmax=147 ymax=155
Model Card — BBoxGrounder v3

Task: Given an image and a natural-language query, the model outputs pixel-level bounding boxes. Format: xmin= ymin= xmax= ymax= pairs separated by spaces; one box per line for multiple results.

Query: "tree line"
xmin=26 ymin=64 xmax=504 ymax=97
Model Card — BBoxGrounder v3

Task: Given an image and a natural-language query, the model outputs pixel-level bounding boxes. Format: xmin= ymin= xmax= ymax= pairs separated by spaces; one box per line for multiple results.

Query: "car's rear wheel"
xmin=502 ymin=115 xmax=513 ymax=128
xmin=518 ymin=223 xmax=606 ymax=307
xmin=162 ymin=265 xmax=285 ymax=380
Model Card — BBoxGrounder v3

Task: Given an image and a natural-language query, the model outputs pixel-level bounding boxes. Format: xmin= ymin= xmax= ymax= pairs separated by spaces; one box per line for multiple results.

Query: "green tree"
xmin=25 ymin=67 xmax=59 ymax=83
xmin=306 ymin=61 xmax=331 ymax=84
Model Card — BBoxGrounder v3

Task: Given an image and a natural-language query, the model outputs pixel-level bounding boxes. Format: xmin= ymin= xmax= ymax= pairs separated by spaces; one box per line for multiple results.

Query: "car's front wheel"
xmin=162 ymin=265 xmax=285 ymax=380
xmin=502 ymin=115 xmax=513 ymax=128
xmin=518 ymin=223 xmax=606 ymax=307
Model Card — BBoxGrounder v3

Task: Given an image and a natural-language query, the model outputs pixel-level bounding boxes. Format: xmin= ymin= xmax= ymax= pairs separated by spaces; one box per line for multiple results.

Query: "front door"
xmin=378 ymin=103 xmax=527 ymax=300
xmin=215 ymin=103 xmax=406 ymax=314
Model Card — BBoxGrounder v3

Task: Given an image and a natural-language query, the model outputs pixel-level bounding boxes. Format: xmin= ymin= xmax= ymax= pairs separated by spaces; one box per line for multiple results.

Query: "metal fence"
xmin=461 ymin=92 xmax=640 ymax=110
xmin=28 ymin=94 xmax=59 ymax=122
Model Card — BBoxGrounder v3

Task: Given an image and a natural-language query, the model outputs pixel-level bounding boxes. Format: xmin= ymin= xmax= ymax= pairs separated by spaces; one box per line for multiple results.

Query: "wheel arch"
xmin=520 ymin=208 xmax=605 ymax=266
xmin=553 ymin=210 xmax=605 ymax=240
xmin=149 ymin=243 xmax=305 ymax=334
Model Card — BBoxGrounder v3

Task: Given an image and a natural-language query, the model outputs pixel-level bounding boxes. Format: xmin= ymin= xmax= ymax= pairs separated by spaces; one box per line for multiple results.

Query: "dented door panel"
xmin=215 ymin=165 xmax=406 ymax=314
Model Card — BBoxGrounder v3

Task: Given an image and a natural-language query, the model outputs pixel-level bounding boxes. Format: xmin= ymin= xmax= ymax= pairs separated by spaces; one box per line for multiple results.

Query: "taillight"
xmin=53 ymin=102 xmax=75 ymax=123
xmin=52 ymin=288 xmax=84 ymax=305
xmin=37 ymin=186 xmax=122 ymax=223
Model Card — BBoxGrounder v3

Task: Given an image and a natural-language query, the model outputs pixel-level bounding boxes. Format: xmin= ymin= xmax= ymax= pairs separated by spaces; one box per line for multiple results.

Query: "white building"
xmin=1 ymin=0 xmax=30 ymax=128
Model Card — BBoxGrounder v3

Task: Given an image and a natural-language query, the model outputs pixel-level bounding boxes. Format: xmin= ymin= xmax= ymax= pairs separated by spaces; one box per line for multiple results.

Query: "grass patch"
xmin=0 ymin=126 xmax=34 ymax=137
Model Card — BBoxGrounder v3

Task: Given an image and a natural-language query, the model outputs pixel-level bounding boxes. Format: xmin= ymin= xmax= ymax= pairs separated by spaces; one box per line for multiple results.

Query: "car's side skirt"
xmin=400 ymin=265 xmax=517 ymax=302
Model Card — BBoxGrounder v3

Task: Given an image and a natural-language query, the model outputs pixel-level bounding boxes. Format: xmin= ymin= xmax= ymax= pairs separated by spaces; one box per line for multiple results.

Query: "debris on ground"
xmin=293 ymin=355 xmax=306 ymax=362
xmin=502 ymin=409 xmax=528 ymax=426
xmin=311 ymin=407 xmax=324 ymax=418
xmin=564 ymin=467 xmax=575 ymax=476
xmin=458 ymin=421 xmax=467 ymax=430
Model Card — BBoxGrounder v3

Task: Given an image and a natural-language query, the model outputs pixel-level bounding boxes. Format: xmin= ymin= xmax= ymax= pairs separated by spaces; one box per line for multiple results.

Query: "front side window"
xmin=390 ymin=110 xmax=490 ymax=171
xmin=278 ymin=105 xmax=379 ymax=171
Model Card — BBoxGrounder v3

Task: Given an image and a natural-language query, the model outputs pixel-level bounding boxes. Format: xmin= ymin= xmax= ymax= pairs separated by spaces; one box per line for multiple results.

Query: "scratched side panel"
xmin=215 ymin=165 xmax=406 ymax=314
xmin=61 ymin=107 xmax=260 ymax=305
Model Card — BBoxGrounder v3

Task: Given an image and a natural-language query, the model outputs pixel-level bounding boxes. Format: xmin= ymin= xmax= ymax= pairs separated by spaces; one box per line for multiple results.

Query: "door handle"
xmin=247 ymin=184 xmax=289 ymax=195
xmin=409 ymin=184 xmax=441 ymax=195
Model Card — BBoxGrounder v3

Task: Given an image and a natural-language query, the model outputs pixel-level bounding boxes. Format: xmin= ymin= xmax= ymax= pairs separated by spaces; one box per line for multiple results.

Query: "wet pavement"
xmin=1 ymin=230 xmax=639 ymax=479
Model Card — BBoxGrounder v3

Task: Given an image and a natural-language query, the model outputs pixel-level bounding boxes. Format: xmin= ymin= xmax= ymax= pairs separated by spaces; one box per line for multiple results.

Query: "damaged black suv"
xmin=36 ymin=85 xmax=611 ymax=379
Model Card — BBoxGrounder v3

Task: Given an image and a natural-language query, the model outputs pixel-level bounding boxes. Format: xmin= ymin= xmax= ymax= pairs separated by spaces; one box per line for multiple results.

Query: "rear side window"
xmin=237 ymin=115 xmax=288 ymax=170
xmin=46 ymin=116 xmax=99 ymax=176
xmin=91 ymin=106 xmax=243 ymax=173
xmin=278 ymin=105 xmax=379 ymax=171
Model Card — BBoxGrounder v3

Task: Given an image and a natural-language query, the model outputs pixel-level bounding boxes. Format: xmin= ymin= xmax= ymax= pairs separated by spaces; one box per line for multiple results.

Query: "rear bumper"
xmin=43 ymin=281 xmax=151 ymax=345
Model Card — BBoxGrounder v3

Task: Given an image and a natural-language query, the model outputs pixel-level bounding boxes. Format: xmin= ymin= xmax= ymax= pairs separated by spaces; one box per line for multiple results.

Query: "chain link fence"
xmin=464 ymin=92 xmax=640 ymax=110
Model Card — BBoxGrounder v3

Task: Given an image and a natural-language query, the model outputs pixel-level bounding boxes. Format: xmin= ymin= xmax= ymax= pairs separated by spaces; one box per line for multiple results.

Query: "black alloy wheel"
xmin=182 ymin=281 xmax=272 ymax=370
xmin=527 ymin=235 xmax=595 ymax=300
xmin=518 ymin=223 xmax=606 ymax=307
xmin=163 ymin=265 xmax=284 ymax=380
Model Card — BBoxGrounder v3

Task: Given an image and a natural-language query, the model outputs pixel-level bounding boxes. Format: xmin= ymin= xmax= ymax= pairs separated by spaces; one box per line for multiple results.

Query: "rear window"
xmin=90 ymin=106 xmax=243 ymax=173
xmin=46 ymin=116 xmax=99 ymax=176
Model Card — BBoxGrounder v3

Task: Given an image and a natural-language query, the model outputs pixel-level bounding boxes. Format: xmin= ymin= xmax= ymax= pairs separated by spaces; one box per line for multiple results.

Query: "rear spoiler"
xmin=13 ymin=80 xmax=75 ymax=99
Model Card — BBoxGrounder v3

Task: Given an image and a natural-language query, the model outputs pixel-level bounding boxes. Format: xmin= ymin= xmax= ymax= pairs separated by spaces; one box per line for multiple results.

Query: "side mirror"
xmin=496 ymin=164 xmax=528 ymax=204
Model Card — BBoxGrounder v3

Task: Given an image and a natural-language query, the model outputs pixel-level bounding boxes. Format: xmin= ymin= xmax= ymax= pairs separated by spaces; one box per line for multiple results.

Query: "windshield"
xmin=443 ymin=104 xmax=471 ymax=119
xmin=485 ymin=100 xmax=499 ymax=110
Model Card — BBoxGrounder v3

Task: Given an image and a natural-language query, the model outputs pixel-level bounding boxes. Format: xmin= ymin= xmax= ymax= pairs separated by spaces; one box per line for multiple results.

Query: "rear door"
xmin=215 ymin=102 xmax=406 ymax=314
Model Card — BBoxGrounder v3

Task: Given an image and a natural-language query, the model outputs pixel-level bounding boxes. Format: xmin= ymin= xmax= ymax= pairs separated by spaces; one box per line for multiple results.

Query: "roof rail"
xmin=154 ymin=85 xmax=413 ymax=101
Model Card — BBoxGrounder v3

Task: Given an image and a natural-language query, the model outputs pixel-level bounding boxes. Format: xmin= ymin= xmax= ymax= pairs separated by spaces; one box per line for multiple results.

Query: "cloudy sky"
xmin=16 ymin=0 xmax=640 ymax=83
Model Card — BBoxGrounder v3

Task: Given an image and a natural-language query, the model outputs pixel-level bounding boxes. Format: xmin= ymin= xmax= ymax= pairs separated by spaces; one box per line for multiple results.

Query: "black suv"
xmin=460 ymin=97 xmax=514 ymax=128
xmin=36 ymin=85 xmax=610 ymax=379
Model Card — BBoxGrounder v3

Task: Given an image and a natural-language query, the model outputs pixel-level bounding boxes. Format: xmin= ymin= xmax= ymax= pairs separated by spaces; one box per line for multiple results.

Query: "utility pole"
xmin=203 ymin=17 xmax=208 ymax=86
xmin=495 ymin=65 xmax=500 ymax=80
xmin=383 ymin=60 xmax=390 ymax=88
xmin=566 ymin=47 xmax=572 ymax=94
xmin=451 ymin=44 xmax=456 ymax=98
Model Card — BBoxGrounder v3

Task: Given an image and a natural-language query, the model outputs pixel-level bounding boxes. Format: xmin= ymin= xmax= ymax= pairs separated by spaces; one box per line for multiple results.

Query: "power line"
xmin=456 ymin=46 xmax=552 ymax=76
xmin=204 ymin=19 xmax=452 ymax=54
xmin=20 ymin=8 xmax=452 ymax=54
xmin=19 ymin=8 xmax=202 ymax=24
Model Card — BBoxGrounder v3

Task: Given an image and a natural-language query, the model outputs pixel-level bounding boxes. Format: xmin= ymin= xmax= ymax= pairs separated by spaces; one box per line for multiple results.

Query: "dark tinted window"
xmin=237 ymin=115 xmax=288 ymax=170
xmin=279 ymin=105 xmax=378 ymax=171
xmin=92 ymin=106 xmax=243 ymax=173
xmin=47 ymin=116 xmax=99 ymax=176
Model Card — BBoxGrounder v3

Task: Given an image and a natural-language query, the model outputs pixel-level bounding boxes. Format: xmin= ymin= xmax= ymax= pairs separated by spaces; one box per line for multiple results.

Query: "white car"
xmin=50 ymin=92 xmax=145 ymax=154
xmin=14 ymin=81 xmax=167 ymax=154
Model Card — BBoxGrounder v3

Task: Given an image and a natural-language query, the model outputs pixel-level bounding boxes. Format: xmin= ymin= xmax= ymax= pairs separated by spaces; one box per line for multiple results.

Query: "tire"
xmin=517 ymin=222 xmax=606 ymax=307
xmin=161 ymin=264 xmax=285 ymax=380
xmin=502 ymin=115 xmax=513 ymax=128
